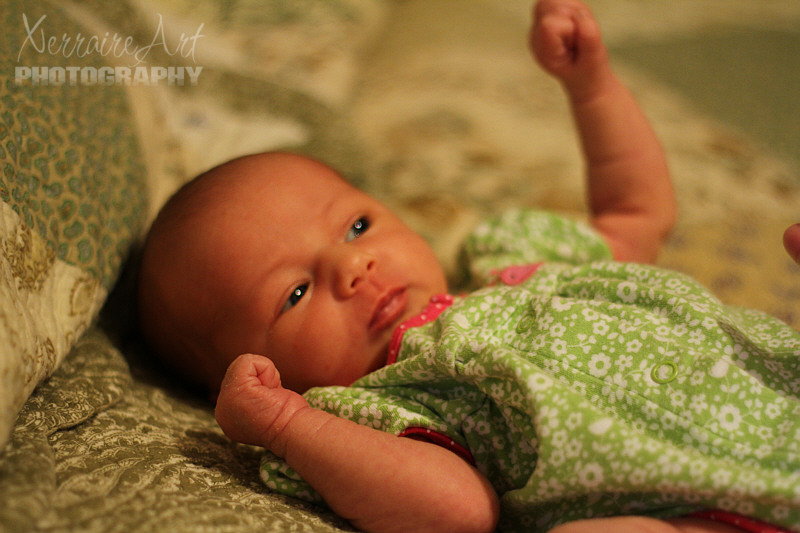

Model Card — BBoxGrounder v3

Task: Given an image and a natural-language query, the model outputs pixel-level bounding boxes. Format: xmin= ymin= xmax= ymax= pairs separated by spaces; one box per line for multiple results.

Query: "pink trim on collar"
xmin=386 ymin=294 xmax=454 ymax=365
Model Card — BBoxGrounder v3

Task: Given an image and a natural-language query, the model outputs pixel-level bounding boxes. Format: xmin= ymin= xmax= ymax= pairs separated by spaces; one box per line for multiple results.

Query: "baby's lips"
xmin=369 ymin=288 xmax=408 ymax=332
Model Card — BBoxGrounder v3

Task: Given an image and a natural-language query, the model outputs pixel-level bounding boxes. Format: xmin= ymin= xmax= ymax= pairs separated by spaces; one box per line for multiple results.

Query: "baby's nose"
xmin=327 ymin=245 xmax=376 ymax=297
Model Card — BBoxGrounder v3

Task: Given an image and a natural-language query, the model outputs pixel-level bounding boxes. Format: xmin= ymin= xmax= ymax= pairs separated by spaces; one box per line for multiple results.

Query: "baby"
xmin=138 ymin=1 xmax=800 ymax=532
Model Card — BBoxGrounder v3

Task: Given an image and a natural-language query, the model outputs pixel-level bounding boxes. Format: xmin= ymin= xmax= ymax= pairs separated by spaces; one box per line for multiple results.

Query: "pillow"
xmin=0 ymin=0 xmax=147 ymax=451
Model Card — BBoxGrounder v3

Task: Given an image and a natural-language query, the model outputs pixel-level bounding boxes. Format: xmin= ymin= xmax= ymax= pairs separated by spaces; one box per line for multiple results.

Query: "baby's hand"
xmin=215 ymin=353 xmax=310 ymax=457
xmin=784 ymin=224 xmax=800 ymax=266
xmin=530 ymin=0 xmax=609 ymax=98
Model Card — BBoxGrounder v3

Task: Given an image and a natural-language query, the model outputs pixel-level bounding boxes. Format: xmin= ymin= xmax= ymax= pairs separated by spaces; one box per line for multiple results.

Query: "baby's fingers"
xmin=223 ymin=353 xmax=282 ymax=391
xmin=531 ymin=11 xmax=578 ymax=73
xmin=216 ymin=354 xmax=305 ymax=449
xmin=784 ymin=224 xmax=800 ymax=266
xmin=531 ymin=0 xmax=608 ymax=93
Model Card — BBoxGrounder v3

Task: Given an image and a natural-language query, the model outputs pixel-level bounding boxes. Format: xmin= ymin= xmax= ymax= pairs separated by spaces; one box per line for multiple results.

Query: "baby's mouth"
xmin=369 ymin=288 xmax=408 ymax=332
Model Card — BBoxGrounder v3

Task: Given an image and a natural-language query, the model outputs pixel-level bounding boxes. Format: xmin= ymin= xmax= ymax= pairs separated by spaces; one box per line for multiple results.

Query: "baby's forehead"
xmin=217 ymin=152 xmax=343 ymax=188
xmin=193 ymin=156 xmax=346 ymax=231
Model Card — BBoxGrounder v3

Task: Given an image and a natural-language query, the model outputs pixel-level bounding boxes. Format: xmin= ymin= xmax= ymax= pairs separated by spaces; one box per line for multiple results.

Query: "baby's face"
xmin=201 ymin=154 xmax=448 ymax=392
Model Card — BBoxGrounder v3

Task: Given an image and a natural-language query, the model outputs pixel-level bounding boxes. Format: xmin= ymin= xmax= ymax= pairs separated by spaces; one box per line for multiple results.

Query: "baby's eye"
xmin=345 ymin=217 xmax=370 ymax=242
xmin=281 ymin=284 xmax=308 ymax=313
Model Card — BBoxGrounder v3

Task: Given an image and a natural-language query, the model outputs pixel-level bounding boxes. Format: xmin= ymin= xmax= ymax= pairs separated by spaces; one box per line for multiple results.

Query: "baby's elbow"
xmin=437 ymin=480 xmax=500 ymax=533
xmin=470 ymin=495 xmax=501 ymax=533
xmin=361 ymin=492 xmax=498 ymax=533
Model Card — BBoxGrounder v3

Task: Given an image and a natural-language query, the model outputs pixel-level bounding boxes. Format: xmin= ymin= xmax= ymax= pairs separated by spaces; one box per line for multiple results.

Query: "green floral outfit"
xmin=261 ymin=210 xmax=800 ymax=532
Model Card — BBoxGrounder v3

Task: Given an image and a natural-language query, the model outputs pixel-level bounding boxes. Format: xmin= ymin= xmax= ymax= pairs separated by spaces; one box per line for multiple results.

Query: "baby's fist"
xmin=530 ymin=0 xmax=607 ymax=92
xmin=215 ymin=353 xmax=309 ymax=455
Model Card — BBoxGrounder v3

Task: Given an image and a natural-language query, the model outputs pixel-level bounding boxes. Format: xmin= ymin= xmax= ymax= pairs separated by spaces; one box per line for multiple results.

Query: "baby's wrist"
xmin=563 ymin=65 xmax=617 ymax=107
xmin=260 ymin=394 xmax=314 ymax=457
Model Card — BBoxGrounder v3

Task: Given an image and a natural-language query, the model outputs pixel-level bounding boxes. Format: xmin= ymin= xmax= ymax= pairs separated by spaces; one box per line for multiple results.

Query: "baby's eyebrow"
xmin=319 ymin=194 xmax=339 ymax=220
xmin=241 ymin=255 xmax=290 ymax=323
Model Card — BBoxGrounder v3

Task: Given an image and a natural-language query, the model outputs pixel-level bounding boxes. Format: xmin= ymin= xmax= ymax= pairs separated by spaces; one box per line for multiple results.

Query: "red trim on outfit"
xmin=386 ymin=294 xmax=454 ymax=364
xmin=398 ymin=427 xmax=475 ymax=465
xmin=689 ymin=510 xmax=792 ymax=533
xmin=385 ymin=295 xmax=474 ymax=463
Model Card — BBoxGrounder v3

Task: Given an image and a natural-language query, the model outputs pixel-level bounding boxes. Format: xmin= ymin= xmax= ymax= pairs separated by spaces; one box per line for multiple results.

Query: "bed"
xmin=2 ymin=1 xmax=799 ymax=531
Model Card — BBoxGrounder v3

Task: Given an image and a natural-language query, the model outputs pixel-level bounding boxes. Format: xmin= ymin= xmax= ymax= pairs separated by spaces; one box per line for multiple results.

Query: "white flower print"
xmin=489 ymin=381 xmax=505 ymax=398
xmin=565 ymin=412 xmax=582 ymax=430
xmin=475 ymin=421 xmax=491 ymax=436
xmin=581 ymin=307 xmax=600 ymax=322
xmin=528 ymin=373 xmax=553 ymax=391
xmin=616 ymin=282 xmax=637 ymax=303
xmin=669 ymin=390 xmax=687 ymax=409
xmin=602 ymin=373 xmax=627 ymax=403
xmin=628 ymin=467 xmax=649 ymax=486
xmin=754 ymin=426 xmax=773 ymax=441
xmin=701 ymin=316 xmax=717 ymax=331
xmin=551 ymin=339 xmax=568 ymax=357
xmin=543 ymin=358 xmax=560 ymax=374
xmin=718 ymin=404 xmax=742 ymax=432
xmin=710 ymin=468 xmax=733 ymax=489
xmin=358 ymin=404 xmax=384 ymax=428
xmin=531 ymin=335 xmax=546 ymax=351
xmin=538 ymin=312 xmax=555 ymax=330
xmin=576 ymin=462 xmax=604 ymax=489
xmin=660 ymin=410 xmax=678 ymax=431
xmin=739 ymin=471 xmax=768 ymax=496
xmin=550 ymin=429 xmax=568 ymax=449
xmin=688 ymin=459 xmax=708 ymax=479
xmin=550 ymin=323 xmax=567 ymax=338
xmin=657 ymin=452 xmax=684 ymax=476
xmin=564 ymin=439 xmax=582 ymax=459
xmin=765 ymin=400 xmax=783 ymax=419
xmin=592 ymin=320 xmax=610 ymax=336
xmin=552 ymin=298 xmax=573 ymax=312
xmin=626 ymin=339 xmax=643 ymax=354
xmin=479 ymin=294 xmax=505 ymax=312
xmin=338 ymin=404 xmax=353 ymax=419
xmin=655 ymin=325 xmax=673 ymax=338
xmin=617 ymin=354 xmax=634 ymax=371
xmin=688 ymin=329 xmax=706 ymax=345
xmin=588 ymin=352 xmax=611 ymax=377
xmin=538 ymin=405 xmax=560 ymax=431
xmin=689 ymin=370 xmax=706 ymax=386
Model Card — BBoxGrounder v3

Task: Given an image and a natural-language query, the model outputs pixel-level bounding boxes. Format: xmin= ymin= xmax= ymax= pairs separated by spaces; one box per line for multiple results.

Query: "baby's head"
xmin=138 ymin=152 xmax=447 ymax=395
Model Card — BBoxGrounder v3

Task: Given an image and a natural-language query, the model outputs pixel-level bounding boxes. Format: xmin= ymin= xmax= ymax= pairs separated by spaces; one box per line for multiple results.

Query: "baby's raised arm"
xmin=531 ymin=0 xmax=675 ymax=263
xmin=215 ymin=354 xmax=499 ymax=533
